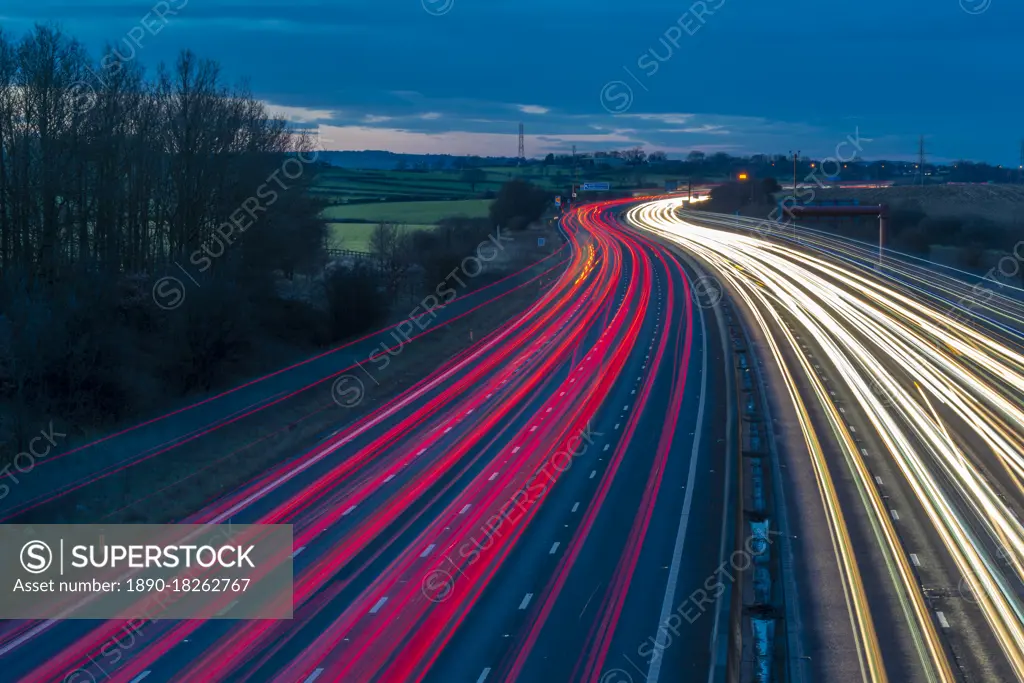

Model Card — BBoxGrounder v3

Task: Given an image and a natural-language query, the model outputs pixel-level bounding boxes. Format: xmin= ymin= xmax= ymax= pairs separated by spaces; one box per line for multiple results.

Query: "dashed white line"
xmin=383 ymin=474 xmax=395 ymax=483
xmin=875 ymin=476 xmax=883 ymax=485
xmin=861 ymin=449 xmax=868 ymax=456
xmin=416 ymin=448 xmax=427 ymax=456
xmin=476 ymin=668 xmax=491 ymax=683
xmin=890 ymin=510 xmax=900 ymax=521
xmin=512 ymin=446 xmax=520 ymax=454
xmin=590 ymin=470 xmax=597 ymax=479
xmin=343 ymin=505 xmax=357 ymax=516
xmin=519 ymin=593 xmax=533 ymax=609
xmin=460 ymin=504 xmax=472 ymax=514
xmin=488 ymin=472 xmax=499 ymax=481
xmin=420 ymin=544 xmax=436 ymax=558
xmin=572 ymin=502 xmax=579 ymax=512
xmin=444 ymin=427 xmax=452 ymax=434
xmin=215 ymin=600 xmax=238 ymax=617
xmin=129 ymin=672 xmax=152 ymax=683
xmin=936 ymin=611 xmax=950 ymax=628
xmin=614 ymin=423 xmax=620 ymax=430
xmin=910 ymin=553 xmax=921 ymax=567
xmin=546 ymin=408 xmax=553 ymax=413
xmin=549 ymin=542 xmax=560 ymax=554
xmin=603 ymin=444 xmax=610 ymax=451
xmin=369 ymin=597 xmax=388 ymax=614
xmin=292 ymin=546 xmax=306 ymax=558
xmin=303 ymin=668 xmax=325 ymax=683
xmin=530 ymin=426 xmax=537 ymax=432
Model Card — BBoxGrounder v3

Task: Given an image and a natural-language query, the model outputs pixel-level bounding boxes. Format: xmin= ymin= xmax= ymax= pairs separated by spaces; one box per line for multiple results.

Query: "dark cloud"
xmin=4 ymin=0 xmax=1021 ymax=161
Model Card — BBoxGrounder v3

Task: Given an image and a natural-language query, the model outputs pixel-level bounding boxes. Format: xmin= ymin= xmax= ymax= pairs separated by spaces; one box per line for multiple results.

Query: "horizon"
xmin=2 ymin=0 xmax=1021 ymax=166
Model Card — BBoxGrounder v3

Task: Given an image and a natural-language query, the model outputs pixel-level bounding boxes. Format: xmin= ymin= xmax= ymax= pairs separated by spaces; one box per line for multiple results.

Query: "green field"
xmin=322 ymin=199 xmax=492 ymax=225
xmin=327 ymin=223 xmax=436 ymax=250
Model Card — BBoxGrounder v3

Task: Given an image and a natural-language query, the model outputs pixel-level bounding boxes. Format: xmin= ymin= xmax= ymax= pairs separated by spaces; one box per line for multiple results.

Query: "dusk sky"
xmin=2 ymin=0 xmax=1019 ymax=163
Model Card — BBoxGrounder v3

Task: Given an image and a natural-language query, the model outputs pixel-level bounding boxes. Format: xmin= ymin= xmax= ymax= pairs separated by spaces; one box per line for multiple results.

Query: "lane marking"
xmin=550 ymin=542 xmax=560 ymax=554
xmin=910 ymin=553 xmax=921 ymax=567
xmin=512 ymin=446 xmax=521 ymax=454
xmin=476 ymin=668 xmax=491 ymax=683
xmin=416 ymin=448 xmax=427 ymax=456
xmin=369 ymin=597 xmax=388 ymax=614
xmin=650 ymin=283 xmax=708 ymax=683
xmin=383 ymin=474 xmax=395 ymax=483
xmin=519 ymin=593 xmax=533 ymax=609
xmin=936 ymin=611 xmax=950 ymax=628
xmin=614 ymin=423 xmax=620 ymax=430
xmin=460 ymin=504 xmax=472 ymax=514
xmin=890 ymin=510 xmax=900 ymax=521
xmin=444 ymin=427 xmax=452 ymax=434
xmin=215 ymin=600 xmax=238 ymax=617
xmin=875 ymin=476 xmax=883 ymax=485
xmin=420 ymin=544 xmax=436 ymax=558
xmin=603 ymin=444 xmax=610 ymax=451
xmin=488 ymin=472 xmax=499 ymax=481
xmin=129 ymin=673 xmax=152 ymax=683
xmin=292 ymin=547 xmax=306 ymax=558
xmin=304 ymin=669 xmax=325 ymax=683
xmin=572 ymin=502 xmax=579 ymax=512
xmin=343 ymin=505 xmax=357 ymax=516
xmin=590 ymin=470 xmax=597 ymax=479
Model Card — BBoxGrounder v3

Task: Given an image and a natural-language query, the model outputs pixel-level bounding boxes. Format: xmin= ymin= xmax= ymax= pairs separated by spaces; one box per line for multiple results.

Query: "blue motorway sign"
xmin=581 ymin=182 xmax=610 ymax=191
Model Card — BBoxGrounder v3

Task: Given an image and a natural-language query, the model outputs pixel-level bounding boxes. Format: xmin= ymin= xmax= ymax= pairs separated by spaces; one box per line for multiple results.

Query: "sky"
xmin=1 ymin=0 xmax=1020 ymax=163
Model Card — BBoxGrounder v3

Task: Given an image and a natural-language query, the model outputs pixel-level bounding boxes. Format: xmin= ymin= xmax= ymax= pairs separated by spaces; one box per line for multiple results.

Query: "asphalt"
xmin=0 ymin=203 xmax=731 ymax=683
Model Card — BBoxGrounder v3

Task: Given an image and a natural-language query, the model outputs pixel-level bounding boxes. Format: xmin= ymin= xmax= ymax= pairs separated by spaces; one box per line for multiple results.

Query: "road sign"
xmin=581 ymin=182 xmax=610 ymax=191
xmin=665 ymin=180 xmax=678 ymax=191
xmin=554 ymin=196 xmax=561 ymax=206
xmin=537 ymin=238 xmax=546 ymax=247
xmin=572 ymin=192 xmax=577 ymax=198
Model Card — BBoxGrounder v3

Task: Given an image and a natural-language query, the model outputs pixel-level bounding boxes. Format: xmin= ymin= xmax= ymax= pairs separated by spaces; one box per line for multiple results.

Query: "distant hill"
xmin=317 ymin=151 xmax=525 ymax=170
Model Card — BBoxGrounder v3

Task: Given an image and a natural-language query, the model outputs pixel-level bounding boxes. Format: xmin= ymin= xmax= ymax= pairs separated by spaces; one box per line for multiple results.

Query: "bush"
xmin=323 ymin=264 xmax=388 ymax=341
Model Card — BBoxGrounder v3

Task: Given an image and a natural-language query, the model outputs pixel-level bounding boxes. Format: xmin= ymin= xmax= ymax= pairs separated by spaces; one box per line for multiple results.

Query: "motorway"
xmin=628 ymin=199 xmax=1024 ymax=683
xmin=0 ymin=202 xmax=732 ymax=682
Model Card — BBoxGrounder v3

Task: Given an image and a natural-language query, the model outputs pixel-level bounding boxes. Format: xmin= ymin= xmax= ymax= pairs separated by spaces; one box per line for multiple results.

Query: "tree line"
xmin=0 ymin=24 xmax=325 ymax=283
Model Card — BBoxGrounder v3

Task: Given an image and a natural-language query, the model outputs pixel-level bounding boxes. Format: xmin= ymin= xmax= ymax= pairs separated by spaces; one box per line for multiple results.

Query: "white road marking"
xmin=861 ymin=449 xmax=868 ymax=456
xmin=614 ymin=423 xmax=620 ymax=430
xmin=444 ymin=427 xmax=452 ymax=434
xmin=519 ymin=593 xmax=533 ymax=609
xmin=875 ymin=476 xmax=883 ymax=485
xmin=369 ymin=597 xmax=388 ymax=614
xmin=549 ymin=542 xmax=560 ymax=554
xmin=383 ymin=474 xmax=395 ymax=483
xmin=603 ymin=444 xmax=610 ymax=451
xmin=476 ymin=668 xmax=491 ymax=683
xmin=530 ymin=426 xmax=537 ymax=432
xmin=489 ymin=472 xmax=499 ymax=481
xmin=572 ymin=502 xmax=579 ymax=512
xmin=343 ymin=505 xmax=357 ymax=516
xmin=303 ymin=669 xmax=325 ymax=683
xmin=420 ymin=544 xmax=436 ymax=558
xmin=416 ymin=448 xmax=427 ymax=456
xmin=648 ymin=290 xmax=708 ymax=683
xmin=129 ymin=673 xmax=152 ymax=683
xmin=512 ymin=446 xmax=520 ymax=454
xmin=936 ymin=611 xmax=950 ymax=628
xmin=215 ymin=600 xmax=238 ymax=617
xmin=910 ymin=553 xmax=921 ymax=567
xmin=460 ymin=504 xmax=472 ymax=514
xmin=890 ymin=510 xmax=900 ymax=521
xmin=590 ymin=470 xmax=596 ymax=479
xmin=292 ymin=547 xmax=306 ymax=558
xmin=546 ymin=408 xmax=553 ymax=413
